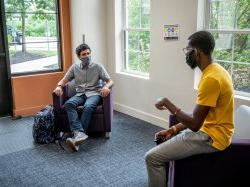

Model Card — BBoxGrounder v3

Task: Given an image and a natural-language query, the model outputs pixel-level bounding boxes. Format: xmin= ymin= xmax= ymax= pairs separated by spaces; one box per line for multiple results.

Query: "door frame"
xmin=0 ymin=0 xmax=13 ymax=117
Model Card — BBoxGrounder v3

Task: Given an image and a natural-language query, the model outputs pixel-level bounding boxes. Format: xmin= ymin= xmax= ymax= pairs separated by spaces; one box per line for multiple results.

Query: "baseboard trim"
xmin=114 ymin=102 xmax=169 ymax=129
xmin=13 ymin=105 xmax=46 ymax=117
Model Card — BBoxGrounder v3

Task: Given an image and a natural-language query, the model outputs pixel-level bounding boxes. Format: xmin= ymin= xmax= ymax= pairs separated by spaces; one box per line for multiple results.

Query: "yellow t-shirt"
xmin=197 ymin=63 xmax=234 ymax=150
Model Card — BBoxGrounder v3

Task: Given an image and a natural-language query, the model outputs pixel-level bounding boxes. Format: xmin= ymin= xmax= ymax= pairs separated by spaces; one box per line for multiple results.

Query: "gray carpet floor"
xmin=0 ymin=111 xmax=163 ymax=187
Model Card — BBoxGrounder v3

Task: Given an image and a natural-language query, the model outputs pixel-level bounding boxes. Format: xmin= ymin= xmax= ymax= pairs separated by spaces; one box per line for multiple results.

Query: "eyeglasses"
xmin=182 ymin=47 xmax=194 ymax=55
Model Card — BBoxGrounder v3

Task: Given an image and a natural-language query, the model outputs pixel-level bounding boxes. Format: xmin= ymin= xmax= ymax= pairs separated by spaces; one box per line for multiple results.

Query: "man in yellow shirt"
xmin=145 ymin=30 xmax=234 ymax=187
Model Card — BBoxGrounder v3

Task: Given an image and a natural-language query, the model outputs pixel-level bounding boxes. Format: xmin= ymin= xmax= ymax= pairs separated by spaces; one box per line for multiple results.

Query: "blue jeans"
xmin=145 ymin=129 xmax=219 ymax=187
xmin=64 ymin=94 xmax=101 ymax=132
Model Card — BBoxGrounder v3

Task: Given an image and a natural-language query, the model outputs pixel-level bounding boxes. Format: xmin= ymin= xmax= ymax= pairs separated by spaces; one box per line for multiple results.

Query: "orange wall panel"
xmin=11 ymin=0 xmax=72 ymax=117
xmin=12 ymin=73 xmax=63 ymax=116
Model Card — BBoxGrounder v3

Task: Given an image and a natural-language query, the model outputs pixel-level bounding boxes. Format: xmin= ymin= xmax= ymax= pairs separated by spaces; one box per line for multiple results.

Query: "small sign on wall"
xmin=163 ymin=24 xmax=180 ymax=41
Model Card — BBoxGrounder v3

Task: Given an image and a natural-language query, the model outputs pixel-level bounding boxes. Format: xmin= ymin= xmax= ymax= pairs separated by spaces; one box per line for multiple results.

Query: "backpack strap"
xmin=55 ymin=132 xmax=73 ymax=151
xmin=58 ymin=139 xmax=66 ymax=151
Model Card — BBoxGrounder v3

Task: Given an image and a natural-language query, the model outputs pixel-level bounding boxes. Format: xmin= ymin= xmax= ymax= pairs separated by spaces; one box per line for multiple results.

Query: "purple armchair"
xmin=167 ymin=115 xmax=250 ymax=187
xmin=52 ymin=82 xmax=113 ymax=138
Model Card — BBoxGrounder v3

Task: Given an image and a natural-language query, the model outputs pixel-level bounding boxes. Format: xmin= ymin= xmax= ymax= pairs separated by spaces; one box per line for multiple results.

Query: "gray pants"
xmin=145 ymin=129 xmax=219 ymax=187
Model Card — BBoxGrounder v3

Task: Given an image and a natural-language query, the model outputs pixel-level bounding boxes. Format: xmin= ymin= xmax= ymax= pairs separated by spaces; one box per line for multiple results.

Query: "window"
xmin=122 ymin=0 xmax=150 ymax=76
xmin=4 ymin=0 xmax=62 ymax=75
xmin=205 ymin=0 xmax=250 ymax=96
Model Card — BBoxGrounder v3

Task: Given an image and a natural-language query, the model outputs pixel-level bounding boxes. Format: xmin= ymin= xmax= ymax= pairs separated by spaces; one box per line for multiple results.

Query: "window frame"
xmin=4 ymin=0 xmax=63 ymax=76
xmin=122 ymin=0 xmax=151 ymax=77
xmin=204 ymin=0 xmax=250 ymax=98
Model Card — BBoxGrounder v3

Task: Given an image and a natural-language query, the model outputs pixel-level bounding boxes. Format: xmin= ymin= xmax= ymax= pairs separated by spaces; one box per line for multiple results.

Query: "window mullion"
xmin=207 ymin=29 xmax=250 ymax=34
xmin=205 ymin=0 xmax=210 ymax=29
xmin=230 ymin=34 xmax=235 ymax=77
xmin=140 ymin=0 xmax=142 ymax=29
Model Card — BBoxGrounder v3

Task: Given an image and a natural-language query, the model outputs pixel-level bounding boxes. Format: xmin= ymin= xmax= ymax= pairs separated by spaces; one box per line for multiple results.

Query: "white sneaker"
xmin=74 ymin=131 xmax=88 ymax=145
xmin=66 ymin=131 xmax=88 ymax=152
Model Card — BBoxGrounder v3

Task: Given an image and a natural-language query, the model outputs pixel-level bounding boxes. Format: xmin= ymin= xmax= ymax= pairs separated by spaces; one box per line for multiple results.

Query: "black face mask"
xmin=80 ymin=56 xmax=91 ymax=68
xmin=185 ymin=50 xmax=197 ymax=69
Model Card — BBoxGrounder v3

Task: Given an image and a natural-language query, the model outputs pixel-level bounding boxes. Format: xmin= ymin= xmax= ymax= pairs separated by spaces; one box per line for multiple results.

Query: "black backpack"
xmin=32 ymin=105 xmax=55 ymax=144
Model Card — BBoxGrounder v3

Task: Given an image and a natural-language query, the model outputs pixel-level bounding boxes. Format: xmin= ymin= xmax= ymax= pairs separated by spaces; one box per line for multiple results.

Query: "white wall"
xmin=71 ymin=0 xmax=250 ymax=128
xmin=106 ymin=0 xmax=198 ymax=127
xmin=70 ymin=0 xmax=107 ymax=66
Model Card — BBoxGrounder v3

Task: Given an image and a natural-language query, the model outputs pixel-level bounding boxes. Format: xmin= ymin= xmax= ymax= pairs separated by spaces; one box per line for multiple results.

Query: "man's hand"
xmin=155 ymin=128 xmax=176 ymax=142
xmin=53 ymin=86 xmax=63 ymax=96
xmin=99 ymin=86 xmax=110 ymax=97
xmin=155 ymin=97 xmax=168 ymax=110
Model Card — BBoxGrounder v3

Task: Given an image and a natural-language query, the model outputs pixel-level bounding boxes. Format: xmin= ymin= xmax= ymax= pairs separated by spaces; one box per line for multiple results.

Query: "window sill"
xmin=116 ymin=71 xmax=149 ymax=80
xmin=235 ymin=94 xmax=250 ymax=101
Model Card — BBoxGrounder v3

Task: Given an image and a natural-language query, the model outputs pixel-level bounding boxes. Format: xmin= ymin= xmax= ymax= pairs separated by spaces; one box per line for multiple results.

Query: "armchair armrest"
xmin=102 ymin=87 xmax=112 ymax=110
xmin=231 ymin=138 xmax=250 ymax=145
xmin=102 ymin=87 xmax=113 ymax=132
xmin=52 ymin=86 xmax=68 ymax=111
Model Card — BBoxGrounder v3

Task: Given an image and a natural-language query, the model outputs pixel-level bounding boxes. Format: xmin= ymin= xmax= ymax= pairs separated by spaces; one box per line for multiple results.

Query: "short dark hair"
xmin=188 ymin=31 xmax=215 ymax=56
xmin=75 ymin=43 xmax=91 ymax=56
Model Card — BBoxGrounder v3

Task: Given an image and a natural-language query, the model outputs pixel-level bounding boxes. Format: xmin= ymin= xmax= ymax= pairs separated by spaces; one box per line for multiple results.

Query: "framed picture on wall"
xmin=164 ymin=24 xmax=180 ymax=41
